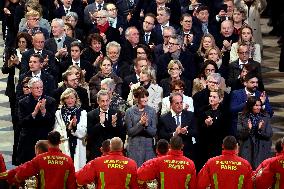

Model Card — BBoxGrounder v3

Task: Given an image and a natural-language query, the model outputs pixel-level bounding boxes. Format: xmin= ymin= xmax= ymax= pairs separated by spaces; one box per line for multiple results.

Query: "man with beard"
xmin=230 ymin=73 xmax=273 ymax=135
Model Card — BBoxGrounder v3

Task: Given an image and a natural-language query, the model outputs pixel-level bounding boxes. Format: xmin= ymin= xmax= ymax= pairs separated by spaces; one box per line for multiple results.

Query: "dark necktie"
xmin=176 ymin=115 xmax=180 ymax=126
xmin=36 ymin=51 xmax=41 ymax=55
xmin=144 ymin=34 xmax=149 ymax=44
xmin=57 ymin=38 xmax=62 ymax=43
xmin=98 ymin=4 xmax=102 ymax=10
xmin=65 ymin=9 xmax=69 ymax=14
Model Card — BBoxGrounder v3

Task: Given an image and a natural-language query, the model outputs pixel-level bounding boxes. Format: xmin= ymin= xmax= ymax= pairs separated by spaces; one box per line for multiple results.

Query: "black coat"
xmin=227 ymin=59 xmax=264 ymax=91
xmin=17 ymin=95 xmax=56 ymax=164
xmin=52 ymin=85 xmax=90 ymax=111
xmin=20 ymin=49 xmax=58 ymax=82
xmin=87 ymin=108 xmax=125 ymax=161
xmin=16 ymin=71 xmax=56 ymax=99
xmin=44 ymin=36 xmax=76 ymax=55
xmin=158 ymin=110 xmax=198 ymax=161
xmin=159 ymin=77 xmax=192 ymax=97
xmin=122 ymin=73 xmax=138 ymax=99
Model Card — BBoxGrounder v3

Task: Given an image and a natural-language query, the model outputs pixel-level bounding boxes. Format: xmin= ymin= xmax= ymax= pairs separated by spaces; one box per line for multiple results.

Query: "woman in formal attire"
xmin=128 ymin=67 xmax=163 ymax=113
xmin=81 ymin=33 xmax=105 ymax=73
xmin=125 ymin=86 xmax=157 ymax=166
xmin=54 ymin=88 xmax=87 ymax=171
xmin=198 ymin=89 xmax=229 ymax=166
xmin=232 ymin=6 xmax=247 ymax=35
xmin=159 ymin=60 xmax=192 ymax=97
xmin=237 ymin=96 xmax=273 ymax=169
xmin=89 ymin=57 xmax=123 ymax=107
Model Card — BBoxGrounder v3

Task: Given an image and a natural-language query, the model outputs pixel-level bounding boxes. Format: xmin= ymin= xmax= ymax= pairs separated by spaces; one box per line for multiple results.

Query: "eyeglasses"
xmin=23 ymin=86 xmax=29 ymax=89
xmin=137 ymin=51 xmax=146 ymax=54
xmin=168 ymin=42 xmax=179 ymax=46
xmin=143 ymin=20 xmax=154 ymax=25
xmin=183 ymin=20 xmax=192 ymax=23
xmin=163 ymin=35 xmax=171 ymax=38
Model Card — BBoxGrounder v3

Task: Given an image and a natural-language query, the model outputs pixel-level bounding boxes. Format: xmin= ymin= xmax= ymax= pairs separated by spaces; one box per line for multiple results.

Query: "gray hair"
xmin=207 ymin=73 xmax=221 ymax=84
xmin=28 ymin=77 xmax=43 ymax=88
xmin=66 ymin=11 xmax=78 ymax=21
xmin=97 ymin=89 xmax=110 ymax=101
xmin=52 ymin=18 xmax=65 ymax=28
xmin=171 ymin=35 xmax=183 ymax=46
xmin=163 ymin=26 xmax=176 ymax=35
xmin=125 ymin=26 xmax=138 ymax=38
xmin=106 ymin=41 xmax=121 ymax=54
xmin=101 ymin=78 xmax=116 ymax=92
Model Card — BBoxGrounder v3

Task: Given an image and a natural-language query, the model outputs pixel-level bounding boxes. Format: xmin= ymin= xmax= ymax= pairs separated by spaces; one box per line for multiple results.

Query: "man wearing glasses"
xmin=227 ymin=43 xmax=263 ymax=91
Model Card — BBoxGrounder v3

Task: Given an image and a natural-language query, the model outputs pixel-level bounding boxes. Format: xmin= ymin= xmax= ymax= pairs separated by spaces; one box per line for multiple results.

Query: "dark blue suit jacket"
xmin=158 ymin=110 xmax=198 ymax=160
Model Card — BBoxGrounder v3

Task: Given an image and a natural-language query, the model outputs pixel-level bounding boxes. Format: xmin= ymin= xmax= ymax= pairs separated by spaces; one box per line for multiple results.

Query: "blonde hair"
xmin=25 ymin=10 xmax=40 ymax=19
xmin=167 ymin=60 xmax=184 ymax=72
xmin=60 ymin=88 xmax=81 ymax=107
xmin=198 ymin=34 xmax=216 ymax=56
xmin=204 ymin=46 xmax=222 ymax=59
xmin=141 ymin=67 xmax=156 ymax=84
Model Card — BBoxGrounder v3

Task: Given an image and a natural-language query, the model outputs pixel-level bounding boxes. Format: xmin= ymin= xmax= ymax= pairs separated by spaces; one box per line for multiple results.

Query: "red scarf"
xmin=97 ymin=22 xmax=110 ymax=34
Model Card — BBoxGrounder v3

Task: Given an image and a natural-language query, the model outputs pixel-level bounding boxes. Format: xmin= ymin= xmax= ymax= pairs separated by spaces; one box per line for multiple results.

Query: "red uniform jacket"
xmin=0 ymin=154 xmax=7 ymax=179
xmin=197 ymin=150 xmax=253 ymax=189
xmin=15 ymin=148 xmax=77 ymax=189
xmin=256 ymin=152 xmax=284 ymax=189
xmin=254 ymin=153 xmax=280 ymax=178
xmin=137 ymin=149 xmax=196 ymax=189
xmin=76 ymin=151 xmax=138 ymax=189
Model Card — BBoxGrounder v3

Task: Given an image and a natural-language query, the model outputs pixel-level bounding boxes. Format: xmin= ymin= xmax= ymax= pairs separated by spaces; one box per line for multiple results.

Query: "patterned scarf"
xmin=249 ymin=113 xmax=261 ymax=135
xmin=61 ymin=105 xmax=82 ymax=160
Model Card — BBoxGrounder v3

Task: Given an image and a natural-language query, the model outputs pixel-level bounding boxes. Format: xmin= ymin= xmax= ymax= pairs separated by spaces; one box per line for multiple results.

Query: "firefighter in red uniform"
xmin=139 ymin=139 xmax=169 ymax=189
xmin=138 ymin=136 xmax=196 ymax=189
xmin=0 ymin=140 xmax=49 ymax=187
xmin=76 ymin=137 xmax=139 ymax=189
xmin=14 ymin=131 xmax=77 ymax=189
xmin=197 ymin=136 xmax=253 ymax=189
xmin=254 ymin=138 xmax=283 ymax=178
xmin=256 ymin=137 xmax=284 ymax=189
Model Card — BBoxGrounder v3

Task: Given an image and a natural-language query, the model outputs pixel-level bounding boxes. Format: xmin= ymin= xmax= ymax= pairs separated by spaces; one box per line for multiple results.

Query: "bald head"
xmin=110 ymin=137 xmax=123 ymax=151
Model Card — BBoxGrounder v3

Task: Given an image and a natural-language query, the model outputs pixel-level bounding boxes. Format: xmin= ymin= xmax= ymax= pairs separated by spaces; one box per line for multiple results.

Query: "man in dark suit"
xmin=120 ymin=26 xmax=140 ymax=65
xmin=122 ymin=57 xmax=149 ymax=99
xmin=53 ymin=0 xmax=83 ymax=21
xmin=16 ymin=54 xmax=56 ymax=99
xmin=105 ymin=3 xmax=127 ymax=34
xmin=44 ymin=18 xmax=75 ymax=61
xmin=156 ymin=35 xmax=196 ymax=82
xmin=230 ymin=73 xmax=274 ymax=135
xmin=106 ymin=41 xmax=129 ymax=80
xmin=17 ymin=77 xmax=56 ymax=164
xmin=139 ymin=13 xmax=158 ymax=47
xmin=152 ymin=7 xmax=179 ymax=45
xmin=20 ymin=32 xmax=58 ymax=81
xmin=158 ymin=92 xmax=198 ymax=161
xmin=87 ymin=90 xmax=125 ymax=161
xmin=60 ymin=41 xmax=95 ymax=82
xmin=52 ymin=70 xmax=90 ymax=111
xmin=227 ymin=43 xmax=264 ymax=91
xmin=177 ymin=13 xmax=202 ymax=53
